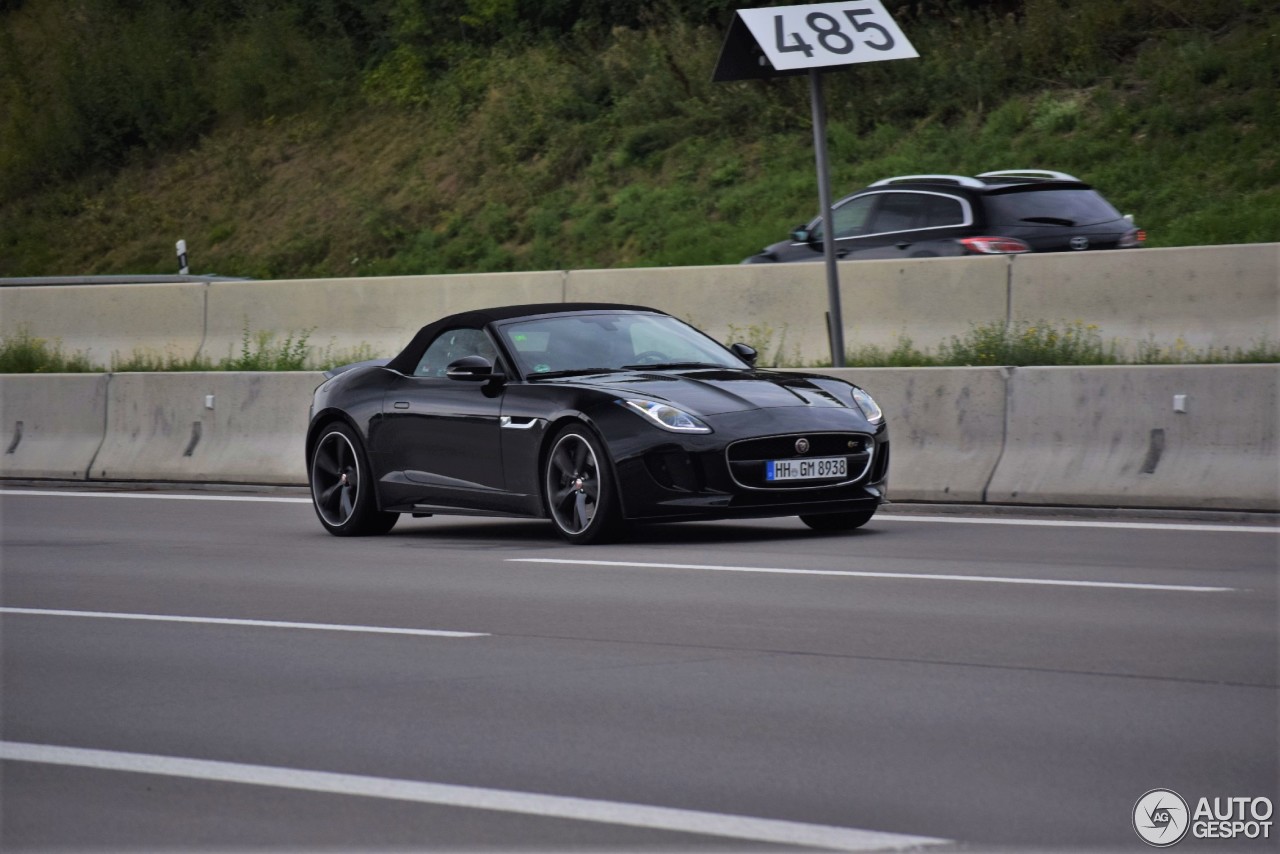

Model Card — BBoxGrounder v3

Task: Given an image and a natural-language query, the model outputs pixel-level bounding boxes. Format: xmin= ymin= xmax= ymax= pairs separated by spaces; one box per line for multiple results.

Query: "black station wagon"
xmin=743 ymin=170 xmax=1144 ymax=263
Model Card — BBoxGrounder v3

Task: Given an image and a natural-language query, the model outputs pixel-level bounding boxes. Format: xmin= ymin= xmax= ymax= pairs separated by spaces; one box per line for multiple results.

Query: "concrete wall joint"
xmin=84 ymin=372 xmax=113 ymax=481
xmin=981 ymin=366 xmax=1014 ymax=504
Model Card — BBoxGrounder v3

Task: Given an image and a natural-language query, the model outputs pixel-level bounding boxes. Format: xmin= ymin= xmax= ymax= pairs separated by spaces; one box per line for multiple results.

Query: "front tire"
xmin=543 ymin=425 xmax=622 ymax=544
xmin=800 ymin=509 xmax=876 ymax=532
xmin=309 ymin=422 xmax=398 ymax=536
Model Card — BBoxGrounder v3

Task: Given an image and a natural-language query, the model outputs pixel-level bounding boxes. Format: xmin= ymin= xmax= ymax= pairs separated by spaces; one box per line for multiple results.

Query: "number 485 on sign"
xmin=737 ymin=1 xmax=919 ymax=71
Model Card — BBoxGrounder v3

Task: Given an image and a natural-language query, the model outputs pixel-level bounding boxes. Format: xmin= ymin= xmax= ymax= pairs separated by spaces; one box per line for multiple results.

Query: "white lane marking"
xmin=508 ymin=559 xmax=1235 ymax=593
xmin=0 ymin=607 xmax=488 ymax=638
xmin=2 ymin=489 xmax=1275 ymax=533
xmin=0 ymin=742 xmax=949 ymax=851
xmin=0 ymin=489 xmax=310 ymax=504
xmin=876 ymin=514 xmax=1278 ymax=534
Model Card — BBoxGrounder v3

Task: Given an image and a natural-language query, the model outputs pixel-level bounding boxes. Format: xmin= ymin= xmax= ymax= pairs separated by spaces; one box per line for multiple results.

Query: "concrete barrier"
xmin=2 ymin=365 xmax=1275 ymax=511
xmin=986 ymin=364 xmax=1279 ymax=511
xmin=0 ymin=374 xmax=109 ymax=480
xmin=4 ymin=245 xmax=1277 ymax=369
xmin=802 ymin=367 xmax=1008 ymax=502
xmin=836 ymin=255 xmax=1009 ymax=355
xmin=566 ymin=264 xmax=832 ymax=363
xmin=565 ymin=256 xmax=1009 ymax=363
xmin=203 ymin=272 xmax=565 ymax=364
xmin=91 ymin=372 xmax=323 ymax=484
xmin=1010 ymin=243 xmax=1280 ymax=355
xmin=0 ymin=282 xmax=207 ymax=365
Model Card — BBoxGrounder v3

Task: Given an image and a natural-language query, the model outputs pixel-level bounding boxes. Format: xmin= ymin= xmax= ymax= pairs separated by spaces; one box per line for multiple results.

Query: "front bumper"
xmin=605 ymin=407 xmax=890 ymax=522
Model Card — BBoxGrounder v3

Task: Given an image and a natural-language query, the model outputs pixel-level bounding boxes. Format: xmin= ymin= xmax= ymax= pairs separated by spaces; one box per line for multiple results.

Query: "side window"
xmin=868 ymin=193 xmax=925 ymax=234
xmin=824 ymin=195 xmax=876 ymax=240
xmin=413 ymin=328 xmax=498 ymax=377
xmin=920 ymin=194 xmax=966 ymax=228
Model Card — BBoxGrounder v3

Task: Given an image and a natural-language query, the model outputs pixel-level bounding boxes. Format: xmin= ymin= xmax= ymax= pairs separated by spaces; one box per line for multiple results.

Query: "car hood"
xmin=540 ymin=368 xmax=858 ymax=416
xmin=743 ymin=238 xmax=805 ymax=263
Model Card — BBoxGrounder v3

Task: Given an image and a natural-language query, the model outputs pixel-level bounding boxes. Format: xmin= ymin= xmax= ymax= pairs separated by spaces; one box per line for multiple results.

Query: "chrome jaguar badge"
xmin=1070 ymin=236 xmax=1090 ymax=251
xmin=795 ymin=438 xmax=810 ymax=454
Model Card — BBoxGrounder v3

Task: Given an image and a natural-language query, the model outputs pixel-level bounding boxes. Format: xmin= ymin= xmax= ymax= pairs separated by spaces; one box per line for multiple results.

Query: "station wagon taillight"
xmin=959 ymin=236 xmax=1032 ymax=254
xmin=1119 ymin=228 xmax=1146 ymax=248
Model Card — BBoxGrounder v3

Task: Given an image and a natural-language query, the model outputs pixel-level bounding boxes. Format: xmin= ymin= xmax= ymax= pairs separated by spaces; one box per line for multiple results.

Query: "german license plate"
xmin=765 ymin=456 xmax=847 ymax=481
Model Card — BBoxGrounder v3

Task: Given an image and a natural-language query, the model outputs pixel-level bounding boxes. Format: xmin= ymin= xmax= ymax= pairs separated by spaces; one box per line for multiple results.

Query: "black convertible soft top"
xmin=384 ymin=302 xmax=661 ymax=375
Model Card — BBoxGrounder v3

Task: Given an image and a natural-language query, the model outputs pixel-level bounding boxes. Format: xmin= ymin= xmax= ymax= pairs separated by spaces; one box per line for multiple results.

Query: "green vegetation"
xmin=844 ymin=321 xmax=1280 ymax=368
xmin=107 ymin=327 xmax=317 ymax=372
xmin=0 ymin=328 xmax=95 ymax=373
xmin=0 ymin=325 xmax=372 ymax=373
xmin=1 ymin=1 xmax=1276 ymax=279
xmin=727 ymin=320 xmax=1280 ymax=368
xmin=3 ymin=320 xmax=1273 ymax=373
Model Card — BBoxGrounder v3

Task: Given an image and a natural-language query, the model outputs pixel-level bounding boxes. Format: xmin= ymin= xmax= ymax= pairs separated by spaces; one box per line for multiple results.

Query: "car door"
xmin=816 ymin=194 xmax=877 ymax=259
xmin=375 ymin=327 xmax=508 ymax=511
xmin=838 ymin=191 xmax=928 ymax=259
xmin=834 ymin=191 xmax=972 ymax=259
xmin=820 ymin=192 xmax=925 ymax=260
xmin=877 ymin=191 xmax=971 ymax=258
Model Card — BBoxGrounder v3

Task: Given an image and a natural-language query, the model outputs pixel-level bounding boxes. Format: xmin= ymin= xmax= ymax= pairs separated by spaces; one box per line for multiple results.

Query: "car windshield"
xmin=984 ymin=188 xmax=1123 ymax=227
xmin=498 ymin=313 xmax=746 ymax=379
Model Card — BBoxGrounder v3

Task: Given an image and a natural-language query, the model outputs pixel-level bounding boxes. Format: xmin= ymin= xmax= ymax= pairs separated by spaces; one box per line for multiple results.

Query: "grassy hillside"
xmin=1 ymin=0 xmax=1276 ymax=279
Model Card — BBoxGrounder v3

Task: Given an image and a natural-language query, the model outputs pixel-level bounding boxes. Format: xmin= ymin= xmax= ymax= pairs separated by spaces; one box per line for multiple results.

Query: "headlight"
xmin=851 ymin=387 xmax=883 ymax=424
xmin=620 ymin=399 xmax=712 ymax=433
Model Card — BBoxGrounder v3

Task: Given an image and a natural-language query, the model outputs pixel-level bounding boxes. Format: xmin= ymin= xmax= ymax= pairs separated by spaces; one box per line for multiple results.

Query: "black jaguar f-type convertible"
xmin=306 ymin=303 xmax=889 ymax=543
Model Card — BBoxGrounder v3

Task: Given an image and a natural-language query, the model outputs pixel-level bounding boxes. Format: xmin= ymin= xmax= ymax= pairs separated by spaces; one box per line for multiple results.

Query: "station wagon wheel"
xmin=309 ymin=423 xmax=398 ymax=537
xmin=800 ymin=509 xmax=876 ymax=532
xmin=544 ymin=425 xmax=622 ymax=544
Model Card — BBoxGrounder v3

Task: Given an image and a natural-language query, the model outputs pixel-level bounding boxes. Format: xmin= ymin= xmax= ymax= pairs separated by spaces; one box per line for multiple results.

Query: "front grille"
xmin=726 ymin=432 xmax=874 ymax=490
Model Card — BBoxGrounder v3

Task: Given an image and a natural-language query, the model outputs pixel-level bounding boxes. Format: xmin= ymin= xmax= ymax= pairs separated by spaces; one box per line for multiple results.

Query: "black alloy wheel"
xmin=800 ymin=509 xmax=876 ymax=532
xmin=544 ymin=425 xmax=622 ymax=544
xmin=309 ymin=423 xmax=398 ymax=536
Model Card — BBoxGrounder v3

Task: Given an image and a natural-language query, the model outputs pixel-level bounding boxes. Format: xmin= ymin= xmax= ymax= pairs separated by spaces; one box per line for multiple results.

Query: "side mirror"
xmin=730 ymin=342 xmax=758 ymax=367
xmin=790 ymin=225 xmax=811 ymax=242
xmin=446 ymin=355 xmax=503 ymax=383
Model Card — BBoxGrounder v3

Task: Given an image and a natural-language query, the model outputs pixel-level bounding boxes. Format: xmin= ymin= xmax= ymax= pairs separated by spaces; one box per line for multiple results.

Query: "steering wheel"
xmin=630 ymin=350 xmax=669 ymax=365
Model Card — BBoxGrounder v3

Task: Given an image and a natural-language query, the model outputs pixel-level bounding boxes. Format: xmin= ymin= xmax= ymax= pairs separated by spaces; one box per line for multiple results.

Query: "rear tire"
xmin=800 ymin=509 xmax=876 ymax=532
xmin=309 ymin=423 xmax=398 ymax=537
xmin=543 ymin=425 xmax=623 ymax=544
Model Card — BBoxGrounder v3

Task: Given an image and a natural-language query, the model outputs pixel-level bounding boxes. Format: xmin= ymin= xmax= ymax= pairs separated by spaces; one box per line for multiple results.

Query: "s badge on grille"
xmin=1070 ymin=236 xmax=1090 ymax=250
xmin=795 ymin=438 xmax=810 ymax=454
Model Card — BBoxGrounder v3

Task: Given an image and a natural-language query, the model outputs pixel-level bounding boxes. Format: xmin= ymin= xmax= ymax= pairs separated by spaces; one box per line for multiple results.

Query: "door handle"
xmin=895 ymin=241 xmax=911 ymax=249
xmin=393 ymin=401 xmax=409 ymax=410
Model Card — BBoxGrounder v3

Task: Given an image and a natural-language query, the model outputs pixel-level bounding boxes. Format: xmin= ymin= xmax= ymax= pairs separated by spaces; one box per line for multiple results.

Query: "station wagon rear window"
xmin=985 ymin=189 xmax=1123 ymax=227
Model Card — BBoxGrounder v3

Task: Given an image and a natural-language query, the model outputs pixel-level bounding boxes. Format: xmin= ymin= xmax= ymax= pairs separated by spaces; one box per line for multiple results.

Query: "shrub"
xmin=0 ymin=328 xmax=94 ymax=373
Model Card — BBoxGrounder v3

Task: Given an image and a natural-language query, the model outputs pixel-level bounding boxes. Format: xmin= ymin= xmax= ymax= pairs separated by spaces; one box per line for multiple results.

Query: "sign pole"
xmin=712 ymin=2 xmax=917 ymax=369
xmin=808 ymin=69 xmax=844 ymax=367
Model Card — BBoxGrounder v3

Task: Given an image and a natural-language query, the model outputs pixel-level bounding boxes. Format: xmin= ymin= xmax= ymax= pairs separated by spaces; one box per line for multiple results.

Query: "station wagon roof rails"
xmin=868 ymin=174 xmax=985 ymax=188
xmin=977 ymin=170 xmax=1082 ymax=183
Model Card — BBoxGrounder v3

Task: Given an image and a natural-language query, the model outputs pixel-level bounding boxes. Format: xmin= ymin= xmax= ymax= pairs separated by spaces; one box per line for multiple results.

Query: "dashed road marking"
xmin=0 ymin=741 xmax=950 ymax=851
xmin=0 ymin=607 xmax=488 ymax=638
xmin=508 ymin=558 xmax=1236 ymax=592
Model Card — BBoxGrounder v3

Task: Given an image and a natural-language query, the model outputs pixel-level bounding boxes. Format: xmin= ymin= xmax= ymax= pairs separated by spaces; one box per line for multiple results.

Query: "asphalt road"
xmin=1 ymin=487 xmax=1276 ymax=851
